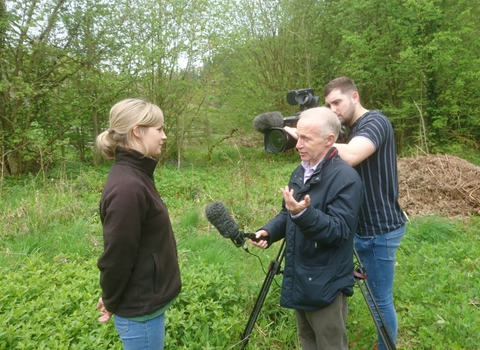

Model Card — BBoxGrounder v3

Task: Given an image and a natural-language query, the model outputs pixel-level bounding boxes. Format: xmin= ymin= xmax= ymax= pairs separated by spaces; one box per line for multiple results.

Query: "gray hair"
xmin=300 ymin=107 xmax=341 ymax=142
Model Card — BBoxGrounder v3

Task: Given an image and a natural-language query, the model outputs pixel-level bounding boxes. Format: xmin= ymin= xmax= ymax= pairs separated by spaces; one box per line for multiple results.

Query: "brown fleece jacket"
xmin=97 ymin=148 xmax=181 ymax=317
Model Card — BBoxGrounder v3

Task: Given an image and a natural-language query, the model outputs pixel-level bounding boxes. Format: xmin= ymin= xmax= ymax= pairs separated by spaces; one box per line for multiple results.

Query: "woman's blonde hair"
xmin=96 ymin=98 xmax=164 ymax=160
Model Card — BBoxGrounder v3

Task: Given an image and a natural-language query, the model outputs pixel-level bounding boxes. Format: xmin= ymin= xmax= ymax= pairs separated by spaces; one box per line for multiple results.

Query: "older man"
xmin=252 ymin=107 xmax=364 ymax=350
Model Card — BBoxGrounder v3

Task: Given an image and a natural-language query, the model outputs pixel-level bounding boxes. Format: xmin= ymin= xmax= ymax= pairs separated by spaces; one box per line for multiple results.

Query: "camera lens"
xmin=264 ymin=128 xmax=297 ymax=153
xmin=267 ymin=129 xmax=286 ymax=153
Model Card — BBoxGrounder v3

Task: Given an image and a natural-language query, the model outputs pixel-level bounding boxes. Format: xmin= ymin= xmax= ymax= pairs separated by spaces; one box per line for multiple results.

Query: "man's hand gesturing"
xmin=280 ymin=186 xmax=310 ymax=215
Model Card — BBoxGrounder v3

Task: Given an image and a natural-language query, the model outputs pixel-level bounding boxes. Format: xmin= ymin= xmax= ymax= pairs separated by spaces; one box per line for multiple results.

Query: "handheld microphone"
xmin=205 ymin=201 xmax=266 ymax=251
xmin=253 ymin=111 xmax=284 ymax=134
xmin=205 ymin=201 xmax=248 ymax=250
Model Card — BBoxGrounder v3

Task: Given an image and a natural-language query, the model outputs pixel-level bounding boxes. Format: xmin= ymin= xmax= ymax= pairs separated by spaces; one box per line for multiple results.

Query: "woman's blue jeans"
xmin=354 ymin=225 xmax=405 ymax=350
xmin=114 ymin=313 xmax=165 ymax=350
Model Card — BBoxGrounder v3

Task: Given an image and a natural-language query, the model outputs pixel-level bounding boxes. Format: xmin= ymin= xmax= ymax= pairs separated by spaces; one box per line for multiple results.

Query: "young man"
xmin=324 ymin=77 xmax=407 ymax=350
xmin=252 ymin=107 xmax=364 ymax=349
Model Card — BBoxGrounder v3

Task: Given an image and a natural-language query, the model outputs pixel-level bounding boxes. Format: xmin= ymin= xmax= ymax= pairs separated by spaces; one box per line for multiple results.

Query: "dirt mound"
xmin=398 ymin=154 xmax=480 ymax=218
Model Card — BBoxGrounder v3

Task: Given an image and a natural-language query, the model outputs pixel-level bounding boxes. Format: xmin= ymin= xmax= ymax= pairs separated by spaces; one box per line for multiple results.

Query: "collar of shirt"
xmin=301 ymin=160 xmax=322 ymax=184
xmin=289 ymin=160 xmax=322 ymax=219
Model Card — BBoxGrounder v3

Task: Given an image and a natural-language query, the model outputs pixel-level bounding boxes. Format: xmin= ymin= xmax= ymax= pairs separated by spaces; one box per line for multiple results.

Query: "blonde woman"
xmin=95 ymin=98 xmax=181 ymax=350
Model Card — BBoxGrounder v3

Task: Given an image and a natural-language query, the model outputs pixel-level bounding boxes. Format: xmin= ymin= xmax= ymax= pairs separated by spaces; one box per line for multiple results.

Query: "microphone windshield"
xmin=205 ymin=201 xmax=239 ymax=239
xmin=253 ymin=111 xmax=284 ymax=134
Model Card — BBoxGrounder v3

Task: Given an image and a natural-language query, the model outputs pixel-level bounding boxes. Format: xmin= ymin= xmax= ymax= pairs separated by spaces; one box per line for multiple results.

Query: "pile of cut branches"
xmin=398 ymin=154 xmax=480 ymax=218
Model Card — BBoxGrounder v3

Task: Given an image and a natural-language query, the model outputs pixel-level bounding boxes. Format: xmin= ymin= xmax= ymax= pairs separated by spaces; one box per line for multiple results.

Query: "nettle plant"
xmin=0 ymin=256 xmax=119 ymax=349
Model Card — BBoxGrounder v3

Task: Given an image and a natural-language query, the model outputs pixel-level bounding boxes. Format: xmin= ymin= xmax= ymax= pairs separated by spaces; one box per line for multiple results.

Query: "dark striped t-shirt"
xmin=349 ymin=110 xmax=406 ymax=235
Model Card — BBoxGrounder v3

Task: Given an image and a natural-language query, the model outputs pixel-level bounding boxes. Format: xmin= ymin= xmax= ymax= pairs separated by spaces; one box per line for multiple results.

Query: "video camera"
xmin=253 ymin=88 xmax=320 ymax=153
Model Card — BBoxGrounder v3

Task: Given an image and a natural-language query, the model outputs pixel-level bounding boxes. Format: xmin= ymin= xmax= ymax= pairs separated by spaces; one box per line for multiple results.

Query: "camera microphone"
xmin=205 ymin=201 xmax=266 ymax=251
xmin=253 ymin=111 xmax=284 ymax=134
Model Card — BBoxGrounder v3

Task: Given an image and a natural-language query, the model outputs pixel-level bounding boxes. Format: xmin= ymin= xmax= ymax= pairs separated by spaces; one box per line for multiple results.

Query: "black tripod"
xmin=240 ymin=240 xmax=286 ymax=349
xmin=240 ymin=241 xmax=396 ymax=350
xmin=352 ymin=248 xmax=397 ymax=350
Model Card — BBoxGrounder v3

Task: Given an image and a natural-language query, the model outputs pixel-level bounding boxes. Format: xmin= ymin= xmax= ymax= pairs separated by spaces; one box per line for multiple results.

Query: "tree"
xmin=304 ymin=0 xmax=480 ymax=152
xmin=1 ymin=0 xmax=230 ymax=173
xmin=1 ymin=0 xmax=87 ymax=175
xmin=210 ymin=0 xmax=321 ymax=136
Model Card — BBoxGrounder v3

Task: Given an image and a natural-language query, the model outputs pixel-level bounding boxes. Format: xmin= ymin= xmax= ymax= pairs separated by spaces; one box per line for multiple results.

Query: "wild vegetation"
xmin=1 ymin=0 xmax=480 ymax=175
xmin=1 ymin=144 xmax=479 ymax=349
xmin=1 ymin=0 xmax=479 ymax=348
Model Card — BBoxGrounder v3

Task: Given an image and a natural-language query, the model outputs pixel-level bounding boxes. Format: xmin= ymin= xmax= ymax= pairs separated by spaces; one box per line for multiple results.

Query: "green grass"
xmin=1 ymin=144 xmax=479 ymax=349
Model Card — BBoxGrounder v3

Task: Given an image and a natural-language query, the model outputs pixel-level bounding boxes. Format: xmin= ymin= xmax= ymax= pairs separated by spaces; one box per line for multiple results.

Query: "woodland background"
xmin=1 ymin=0 xmax=480 ymax=176
xmin=1 ymin=1 xmax=480 ymax=348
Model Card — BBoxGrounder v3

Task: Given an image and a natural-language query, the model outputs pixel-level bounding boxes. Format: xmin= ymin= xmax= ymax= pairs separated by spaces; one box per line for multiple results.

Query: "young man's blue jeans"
xmin=114 ymin=313 xmax=165 ymax=350
xmin=355 ymin=225 xmax=405 ymax=350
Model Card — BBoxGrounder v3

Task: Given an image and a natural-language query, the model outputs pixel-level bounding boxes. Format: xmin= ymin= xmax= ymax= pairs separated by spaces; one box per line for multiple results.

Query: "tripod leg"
xmin=353 ymin=249 xmax=396 ymax=350
xmin=240 ymin=240 xmax=285 ymax=349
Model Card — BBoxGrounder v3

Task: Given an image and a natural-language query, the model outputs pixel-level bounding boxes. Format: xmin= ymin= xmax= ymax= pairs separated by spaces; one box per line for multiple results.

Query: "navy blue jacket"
xmin=262 ymin=148 xmax=364 ymax=311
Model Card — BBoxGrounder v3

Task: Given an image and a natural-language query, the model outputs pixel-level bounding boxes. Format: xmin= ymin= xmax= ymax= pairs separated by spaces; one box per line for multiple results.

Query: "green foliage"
xmin=1 ymin=146 xmax=479 ymax=348
xmin=396 ymin=217 xmax=480 ymax=348
xmin=2 ymin=0 xmax=480 ymax=174
xmin=0 ymin=166 xmax=105 ymax=269
xmin=0 ymin=256 xmax=119 ymax=349
xmin=299 ymin=0 xmax=480 ymax=154
xmin=166 ymin=259 xmax=247 ymax=348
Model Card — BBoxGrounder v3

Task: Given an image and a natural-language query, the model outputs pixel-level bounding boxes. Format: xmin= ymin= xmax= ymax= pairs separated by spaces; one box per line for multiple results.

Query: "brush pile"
xmin=398 ymin=154 xmax=480 ymax=218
